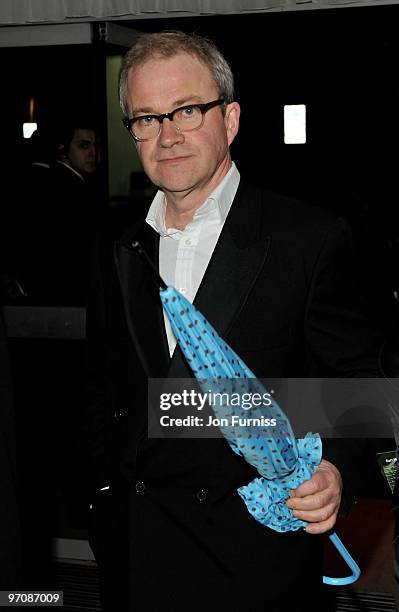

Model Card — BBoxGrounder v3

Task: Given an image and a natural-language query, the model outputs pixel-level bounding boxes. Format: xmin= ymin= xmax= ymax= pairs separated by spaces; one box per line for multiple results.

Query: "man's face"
xmin=66 ymin=129 xmax=98 ymax=175
xmin=126 ymin=53 xmax=240 ymax=198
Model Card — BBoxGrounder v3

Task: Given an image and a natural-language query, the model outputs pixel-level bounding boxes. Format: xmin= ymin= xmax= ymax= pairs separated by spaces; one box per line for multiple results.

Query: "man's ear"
xmin=224 ymin=102 xmax=240 ymax=146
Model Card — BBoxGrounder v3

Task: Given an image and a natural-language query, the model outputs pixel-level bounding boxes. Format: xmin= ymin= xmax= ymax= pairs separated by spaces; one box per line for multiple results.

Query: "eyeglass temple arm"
xmin=131 ymin=241 xmax=168 ymax=290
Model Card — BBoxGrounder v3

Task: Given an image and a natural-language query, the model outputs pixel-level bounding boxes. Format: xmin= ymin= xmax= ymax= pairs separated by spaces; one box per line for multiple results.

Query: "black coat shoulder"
xmin=236 ymin=179 xmax=340 ymax=234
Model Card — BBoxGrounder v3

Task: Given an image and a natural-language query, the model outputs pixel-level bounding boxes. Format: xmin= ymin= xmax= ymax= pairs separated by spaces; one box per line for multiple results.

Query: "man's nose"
xmin=88 ymin=144 xmax=96 ymax=158
xmin=158 ymin=118 xmax=184 ymax=147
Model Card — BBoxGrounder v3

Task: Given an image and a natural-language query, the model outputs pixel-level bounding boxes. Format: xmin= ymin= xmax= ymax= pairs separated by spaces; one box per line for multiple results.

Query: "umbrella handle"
xmin=323 ymin=531 xmax=361 ymax=586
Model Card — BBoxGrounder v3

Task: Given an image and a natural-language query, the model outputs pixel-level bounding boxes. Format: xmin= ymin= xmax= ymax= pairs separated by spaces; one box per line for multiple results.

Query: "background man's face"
xmin=66 ymin=129 xmax=98 ymax=175
xmin=126 ymin=52 xmax=239 ymax=198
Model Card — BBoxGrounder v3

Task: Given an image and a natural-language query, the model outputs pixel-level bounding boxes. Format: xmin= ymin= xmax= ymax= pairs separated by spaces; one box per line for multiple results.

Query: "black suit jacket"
xmin=86 ymin=180 xmax=382 ymax=611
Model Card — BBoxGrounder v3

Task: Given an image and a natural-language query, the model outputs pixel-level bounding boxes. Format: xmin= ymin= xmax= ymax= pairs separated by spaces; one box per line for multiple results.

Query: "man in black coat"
xmin=86 ymin=31 xmax=383 ymax=611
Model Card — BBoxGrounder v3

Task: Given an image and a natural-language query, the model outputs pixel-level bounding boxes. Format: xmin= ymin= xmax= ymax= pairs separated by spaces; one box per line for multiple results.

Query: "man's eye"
xmin=137 ymin=116 xmax=156 ymax=126
xmin=181 ymin=106 xmax=197 ymax=118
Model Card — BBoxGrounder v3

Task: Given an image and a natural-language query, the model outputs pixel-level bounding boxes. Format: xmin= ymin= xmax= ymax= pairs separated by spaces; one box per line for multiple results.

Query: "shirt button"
xmin=196 ymin=488 xmax=207 ymax=503
xmin=135 ymin=481 xmax=145 ymax=494
xmin=113 ymin=408 xmax=126 ymax=421
xmin=179 ymin=288 xmax=187 ymax=294
xmin=185 ymin=238 xmax=191 ymax=245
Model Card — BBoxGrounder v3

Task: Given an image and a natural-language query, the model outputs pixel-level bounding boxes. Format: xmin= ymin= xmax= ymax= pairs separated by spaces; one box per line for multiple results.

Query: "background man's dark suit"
xmin=86 ymin=181 xmax=382 ymax=611
xmin=15 ymin=159 xmax=101 ymax=305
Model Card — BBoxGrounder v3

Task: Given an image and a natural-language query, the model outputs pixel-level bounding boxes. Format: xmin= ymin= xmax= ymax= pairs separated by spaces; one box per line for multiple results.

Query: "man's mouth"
xmin=157 ymin=155 xmax=190 ymax=164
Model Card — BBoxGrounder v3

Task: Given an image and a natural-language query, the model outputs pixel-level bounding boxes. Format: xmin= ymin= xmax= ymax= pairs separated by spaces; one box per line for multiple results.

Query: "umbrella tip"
xmin=130 ymin=240 xmax=168 ymax=290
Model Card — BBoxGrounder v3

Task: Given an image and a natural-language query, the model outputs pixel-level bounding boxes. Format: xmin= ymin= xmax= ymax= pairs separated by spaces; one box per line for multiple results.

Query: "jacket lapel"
xmin=115 ymin=222 xmax=170 ymax=379
xmin=168 ymin=181 xmax=271 ymax=378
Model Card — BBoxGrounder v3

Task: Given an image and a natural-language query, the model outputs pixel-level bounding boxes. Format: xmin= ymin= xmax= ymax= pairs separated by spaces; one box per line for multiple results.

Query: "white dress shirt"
xmin=146 ymin=163 xmax=240 ymax=356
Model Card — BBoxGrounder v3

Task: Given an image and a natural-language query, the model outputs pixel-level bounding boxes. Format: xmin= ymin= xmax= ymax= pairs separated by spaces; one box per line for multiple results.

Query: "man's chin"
xmin=155 ymin=174 xmax=197 ymax=194
xmin=83 ymin=165 xmax=97 ymax=174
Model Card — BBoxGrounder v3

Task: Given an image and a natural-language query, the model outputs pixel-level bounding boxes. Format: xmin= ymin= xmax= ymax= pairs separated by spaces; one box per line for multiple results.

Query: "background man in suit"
xmin=14 ymin=121 xmax=103 ymax=305
xmin=49 ymin=123 xmax=103 ymax=303
xmin=86 ymin=31 xmax=382 ymax=611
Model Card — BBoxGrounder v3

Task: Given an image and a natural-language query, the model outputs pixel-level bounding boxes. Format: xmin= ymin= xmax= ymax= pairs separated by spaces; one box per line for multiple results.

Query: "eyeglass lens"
xmin=132 ymin=105 xmax=203 ymax=140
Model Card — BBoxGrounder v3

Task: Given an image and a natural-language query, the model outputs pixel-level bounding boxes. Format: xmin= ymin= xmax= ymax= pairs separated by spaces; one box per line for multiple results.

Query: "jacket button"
xmin=135 ymin=481 xmax=145 ymax=494
xmin=196 ymin=488 xmax=207 ymax=503
xmin=113 ymin=408 xmax=126 ymax=421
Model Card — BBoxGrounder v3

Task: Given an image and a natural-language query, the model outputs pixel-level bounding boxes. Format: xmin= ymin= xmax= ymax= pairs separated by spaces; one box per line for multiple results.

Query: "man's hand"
xmin=285 ymin=459 xmax=342 ymax=534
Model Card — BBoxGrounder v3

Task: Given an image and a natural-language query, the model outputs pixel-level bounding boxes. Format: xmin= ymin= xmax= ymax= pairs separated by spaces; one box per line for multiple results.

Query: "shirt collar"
xmin=146 ymin=162 xmax=240 ymax=237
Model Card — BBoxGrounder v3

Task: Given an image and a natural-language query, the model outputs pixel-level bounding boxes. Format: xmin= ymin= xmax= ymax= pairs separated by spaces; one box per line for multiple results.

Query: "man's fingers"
xmin=291 ymin=470 xmax=332 ymax=499
xmin=305 ymin=512 xmax=338 ymax=534
xmin=291 ymin=501 xmax=338 ymax=524
xmin=286 ymin=490 xmax=331 ymax=512
xmin=285 ymin=459 xmax=342 ymax=534
xmin=290 ymin=460 xmax=342 ymax=499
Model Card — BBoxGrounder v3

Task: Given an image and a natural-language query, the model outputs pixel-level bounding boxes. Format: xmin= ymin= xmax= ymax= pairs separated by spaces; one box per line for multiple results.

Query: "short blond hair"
xmin=119 ymin=30 xmax=234 ymax=116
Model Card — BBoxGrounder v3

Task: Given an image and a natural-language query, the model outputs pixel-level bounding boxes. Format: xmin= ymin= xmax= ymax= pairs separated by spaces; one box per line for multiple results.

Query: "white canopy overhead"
xmin=0 ymin=0 xmax=397 ymax=25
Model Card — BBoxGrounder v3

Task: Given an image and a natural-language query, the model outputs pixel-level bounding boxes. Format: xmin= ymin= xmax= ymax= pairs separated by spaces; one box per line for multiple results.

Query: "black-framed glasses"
xmin=122 ymin=98 xmax=225 ymax=142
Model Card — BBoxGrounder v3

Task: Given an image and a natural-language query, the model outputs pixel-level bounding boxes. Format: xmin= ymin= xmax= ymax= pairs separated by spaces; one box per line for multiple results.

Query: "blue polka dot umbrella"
xmin=133 ymin=241 xmax=360 ymax=585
